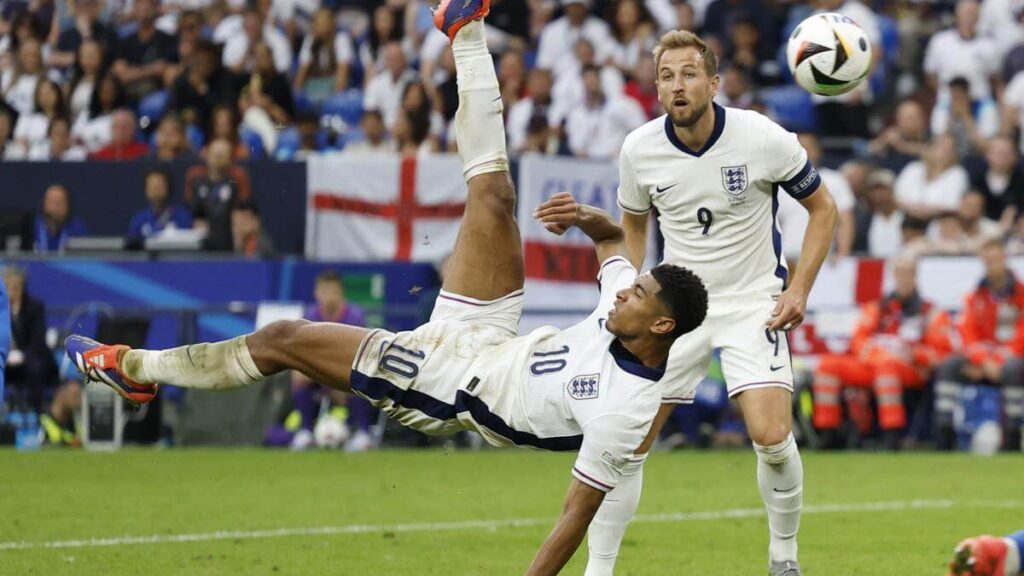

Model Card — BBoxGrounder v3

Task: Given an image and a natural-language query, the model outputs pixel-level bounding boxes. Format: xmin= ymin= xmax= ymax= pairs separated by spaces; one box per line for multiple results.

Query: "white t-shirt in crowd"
xmin=923 ymin=29 xmax=1000 ymax=101
xmin=535 ymin=16 xmax=614 ymax=79
xmin=894 ymin=161 xmax=969 ymax=213
xmin=868 ymin=210 xmax=905 ymax=257
xmin=222 ymin=25 xmax=293 ymax=73
xmin=566 ymin=96 xmax=648 ymax=160
xmin=298 ymin=31 xmax=354 ymax=69
xmin=362 ymin=69 xmax=416 ymax=130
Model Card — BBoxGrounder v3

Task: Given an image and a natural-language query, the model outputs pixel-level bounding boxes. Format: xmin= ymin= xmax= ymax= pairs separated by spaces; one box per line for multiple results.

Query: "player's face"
xmin=656 ymin=47 xmax=719 ymax=129
xmin=606 ymin=273 xmax=674 ymax=338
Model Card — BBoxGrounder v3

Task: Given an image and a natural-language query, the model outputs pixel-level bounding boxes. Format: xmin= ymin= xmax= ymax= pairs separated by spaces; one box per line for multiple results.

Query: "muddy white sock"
xmin=121 ymin=336 xmax=264 ymax=390
xmin=452 ymin=19 xmax=508 ymax=181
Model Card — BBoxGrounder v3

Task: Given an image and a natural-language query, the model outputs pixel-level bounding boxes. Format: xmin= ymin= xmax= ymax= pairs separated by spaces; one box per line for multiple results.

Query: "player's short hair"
xmin=316 ymin=269 xmax=345 ymax=290
xmin=650 ymin=264 xmax=708 ymax=338
xmin=652 ymin=30 xmax=718 ymax=78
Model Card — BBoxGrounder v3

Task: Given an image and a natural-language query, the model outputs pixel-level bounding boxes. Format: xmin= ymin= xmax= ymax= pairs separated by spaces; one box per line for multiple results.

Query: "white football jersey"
xmin=617 ymin=104 xmax=821 ymax=298
xmin=462 ymin=256 xmax=662 ymax=492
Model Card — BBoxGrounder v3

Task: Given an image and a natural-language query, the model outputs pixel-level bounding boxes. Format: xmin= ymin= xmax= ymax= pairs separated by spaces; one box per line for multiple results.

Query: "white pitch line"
xmin=1 ymin=499 xmax=1020 ymax=552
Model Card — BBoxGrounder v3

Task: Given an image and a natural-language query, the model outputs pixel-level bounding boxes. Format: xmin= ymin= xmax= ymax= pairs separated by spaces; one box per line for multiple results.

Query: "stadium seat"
xmin=139 ymin=90 xmax=170 ymax=129
xmin=186 ymin=124 xmax=205 ymax=150
xmin=240 ymin=128 xmax=266 ymax=160
xmin=759 ymin=84 xmax=818 ymax=133
xmin=320 ymin=89 xmax=364 ymax=132
xmin=274 ymin=127 xmax=301 ymax=160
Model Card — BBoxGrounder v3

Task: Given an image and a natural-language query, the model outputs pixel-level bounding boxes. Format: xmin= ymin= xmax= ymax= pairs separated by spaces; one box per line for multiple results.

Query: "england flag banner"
xmin=517 ymin=154 xmax=656 ymax=328
xmin=306 ymin=154 xmax=466 ymax=262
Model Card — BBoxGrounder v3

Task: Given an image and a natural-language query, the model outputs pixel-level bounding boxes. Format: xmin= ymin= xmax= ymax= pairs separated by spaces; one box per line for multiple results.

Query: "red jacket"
xmin=89 ymin=142 xmax=150 ymax=161
xmin=850 ymin=293 xmax=954 ymax=368
xmin=959 ymin=276 xmax=1024 ymax=364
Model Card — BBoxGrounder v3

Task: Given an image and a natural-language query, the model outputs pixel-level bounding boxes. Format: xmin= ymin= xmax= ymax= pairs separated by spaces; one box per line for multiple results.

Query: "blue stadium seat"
xmin=186 ymin=124 xmax=205 ymax=150
xmin=759 ymin=84 xmax=818 ymax=133
xmin=275 ymin=127 xmax=301 ymax=159
xmin=240 ymin=128 xmax=265 ymax=160
xmin=139 ymin=90 xmax=169 ymax=128
xmin=320 ymin=89 xmax=364 ymax=131
xmin=878 ymin=16 xmax=900 ymax=67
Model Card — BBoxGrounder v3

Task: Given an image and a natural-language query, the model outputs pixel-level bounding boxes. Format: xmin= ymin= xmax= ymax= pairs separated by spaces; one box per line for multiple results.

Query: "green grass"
xmin=0 ymin=448 xmax=1022 ymax=575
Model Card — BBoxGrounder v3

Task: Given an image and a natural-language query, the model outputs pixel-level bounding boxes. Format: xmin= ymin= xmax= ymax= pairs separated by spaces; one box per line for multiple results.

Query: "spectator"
xmin=222 ymin=7 xmax=291 ymax=75
xmin=28 ymin=116 xmax=87 ymax=161
xmin=702 ymin=0 xmax=770 ymax=50
xmin=551 ymin=37 xmax=625 ymax=121
xmin=184 ymin=138 xmax=252 ymax=251
xmin=507 ymin=68 xmax=555 ymax=154
xmin=50 ymin=0 xmax=114 ymax=69
xmin=203 ymin=104 xmax=250 ymax=160
xmin=239 ymin=42 xmax=295 ymax=154
xmin=952 ymin=190 xmax=1005 ymax=251
xmin=279 ymin=112 xmax=325 ymax=160
xmin=1000 ymin=66 xmax=1024 ymax=154
xmin=0 ymin=108 xmax=16 ymax=159
xmin=860 ymin=169 xmax=905 ymax=258
xmin=90 ymin=109 xmax=149 ymax=160
xmin=12 ymin=79 xmax=66 ymax=155
xmin=934 ymin=239 xmax=1024 ymax=452
xmin=812 ymin=256 xmax=954 ymax=449
xmin=112 ymin=0 xmax=179 ymax=100
xmin=149 ymin=113 xmax=197 ymax=162
xmin=1 ymin=37 xmax=46 ymax=116
xmin=359 ymin=5 xmax=404 ymax=81
xmin=523 ymin=114 xmax=555 ymax=154
xmin=869 ymin=99 xmax=930 ymax=173
xmin=127 ymin=169 xmax=193 ymax=246
xmin=363 ymin=41 xmax=415 ymax=131
xmin=487 ymin=0 xmax=531 ymax=42
xmin=2 ymin=265 xmax=56 ymax=414
xmin=971 ymin=135 xmax=1024 ymax=222
xmin=34 ymin=184 xmax=87 ymax=253
xmin=723 ymin=12 xmax=778 ymax=87
xmin=608 ymin=0 xmax=656 ymax=73
xmin=924 ymin=0 xmax=1000 ymax=139
xmin=941 ymin=77 xmax=999 ymax=157
xmin=498 ymin=49 xmax=527 ymax=111
xmin=169 ymin=40 xmax=240 ymax=134
xmin=72 ymin=72 xmax=126 ymax=152
xmin=565 ymin=64 xmax=647 ymax=159
xmin=779 ymin=133 xmax=856 ymax=264
xmin=230 ymin=200 xmax=274 ymax=257
xmin=266 ymin=270 xmax=374 ymax=452
xmin=535 ymin=0 xmax=614 ymax=79
xmin=900 ymin=216 xmax=932 ymax=260
xmin=66 ymin=39 xmax=106 ymax=122
xmin=294 ymin=8 xmax=354 ymax=100
xmin=394 ymin=107 xmax=435 ymax=157
xmin=895 ymin=134 xmax=970 ymax=220
xmin=401 ymin=80 xmax=443 ymax=148
xmin=342 ymin=109 xmax=394 ymax=155
xmin=713 ymin=65 xmax=755 ymax=110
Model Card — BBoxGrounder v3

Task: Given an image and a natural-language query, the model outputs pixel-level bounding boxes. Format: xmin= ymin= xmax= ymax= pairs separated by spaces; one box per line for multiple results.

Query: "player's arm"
xmin=769 ymin=181 xmax=838 ymax=331
xmin=534 ymin=192 xmax=627 ymax=263
xmin=621 ymin=212 xmax=649 ymax=270
xmin=525 ymin=479 xmax=606 ymax=576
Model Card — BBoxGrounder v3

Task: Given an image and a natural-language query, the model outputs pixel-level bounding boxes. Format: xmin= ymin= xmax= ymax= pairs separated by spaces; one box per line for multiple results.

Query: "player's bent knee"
xmin=253 ymin=320 xmax=310 ymax=353
xmin=749 ymin=424 xmax=792 ymax=448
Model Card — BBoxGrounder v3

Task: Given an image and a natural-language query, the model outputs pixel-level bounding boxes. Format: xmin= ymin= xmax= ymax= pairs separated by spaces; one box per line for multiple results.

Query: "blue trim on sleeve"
xmin=779 ymin=160 xmax=821 ymax=200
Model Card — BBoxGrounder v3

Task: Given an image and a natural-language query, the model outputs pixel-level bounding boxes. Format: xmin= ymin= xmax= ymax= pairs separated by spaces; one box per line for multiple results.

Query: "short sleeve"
xmin=335 ymin=32 xmax=353 ymax=64
xmin=764 ymin=121 xmax=820 ymax=200
xmin=596 ymin=256 xmax=637 ymax=309
xmin=572 ymin=414 xmax=648 ymax=492
xmin=617 ymin=146 xmax=650 ymax=214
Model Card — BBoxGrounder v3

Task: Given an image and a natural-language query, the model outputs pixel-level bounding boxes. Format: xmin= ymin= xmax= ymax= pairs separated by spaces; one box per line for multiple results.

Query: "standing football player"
xmin=584 ymin=31 xmax=839 ymax=576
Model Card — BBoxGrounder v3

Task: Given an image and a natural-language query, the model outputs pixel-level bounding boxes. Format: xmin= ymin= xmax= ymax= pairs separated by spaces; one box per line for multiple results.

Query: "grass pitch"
xmin=1 ymin=448 xmax=1022 ymax=575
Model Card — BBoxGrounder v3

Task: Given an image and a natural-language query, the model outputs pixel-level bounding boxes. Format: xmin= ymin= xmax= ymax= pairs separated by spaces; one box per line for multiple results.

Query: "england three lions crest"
xmin=568 ymin=374 xmax=600 ymax=400
xmin=721 ymin=165 xmax=748 ymax=195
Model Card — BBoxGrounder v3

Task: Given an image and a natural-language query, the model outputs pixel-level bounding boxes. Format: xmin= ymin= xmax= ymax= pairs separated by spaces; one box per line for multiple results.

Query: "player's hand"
xmin=533 ymin=192 xmax=581 ymax=236
xmin=767 ymin=288 xmax=806 ymax=332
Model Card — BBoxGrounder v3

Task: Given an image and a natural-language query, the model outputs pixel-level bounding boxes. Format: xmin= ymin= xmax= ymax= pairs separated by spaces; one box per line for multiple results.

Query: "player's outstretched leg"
xmin=738 ymin=388 xmax=803 ymax=576
xmin=65 ymin=320 xmax=370 ymax=401
xmin=434 ymin=0 xmax=523 ymax=302
xmin=949 ymin=530 xmax=1023 ymax=576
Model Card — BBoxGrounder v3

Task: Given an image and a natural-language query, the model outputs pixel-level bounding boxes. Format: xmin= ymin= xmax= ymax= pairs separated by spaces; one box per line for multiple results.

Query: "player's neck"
xmin=672 ymin=104 xmax=717 ymax=152
xmin=619 ymin=337 xmax=671 ymax=369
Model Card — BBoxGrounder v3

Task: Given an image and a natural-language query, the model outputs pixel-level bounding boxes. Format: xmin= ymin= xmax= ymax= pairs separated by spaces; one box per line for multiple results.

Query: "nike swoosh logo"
xmin=770 ymin=364 xmax=785 ymax=372
xmin=773 ymin=484 xmax=799 ymax=493
xmin=655 ymin=184 xmax=677 ymax=194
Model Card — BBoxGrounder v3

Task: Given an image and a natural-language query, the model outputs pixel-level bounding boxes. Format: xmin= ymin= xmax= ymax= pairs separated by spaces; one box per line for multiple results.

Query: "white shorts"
xmin=660 ymin=292 xmax=794 ymax=404
xmin=349 ymin=289 xmax=525 ymax=435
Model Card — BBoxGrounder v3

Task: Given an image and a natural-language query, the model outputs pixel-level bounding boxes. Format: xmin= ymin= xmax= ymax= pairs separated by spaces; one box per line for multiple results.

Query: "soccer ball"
xmin=313 ymin=415 xmax=350 ymax=449
xmin=786 ymin=13 xmax=873 ymax=96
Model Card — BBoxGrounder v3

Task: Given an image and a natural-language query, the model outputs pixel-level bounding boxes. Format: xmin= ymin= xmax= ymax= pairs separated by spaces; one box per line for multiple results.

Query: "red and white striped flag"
xmin=306 ymin=154 xmax=466 ymax=262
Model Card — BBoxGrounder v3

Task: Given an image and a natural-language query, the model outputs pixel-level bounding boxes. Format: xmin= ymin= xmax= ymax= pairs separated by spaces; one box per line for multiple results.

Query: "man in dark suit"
xmin=3 ymin=266 xmax=54 ymax=412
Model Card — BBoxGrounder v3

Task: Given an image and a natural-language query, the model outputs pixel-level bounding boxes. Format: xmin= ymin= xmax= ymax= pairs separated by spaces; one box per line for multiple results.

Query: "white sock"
xmin=584 ymin=454 xmax=647 ymax=576
xmin=1004 ymin=537 xmax=1021 ymax=575
xmin=121 ymin=336 xmax=264 ymax=390
xmin=754 ymin=432 xmax=803 ymax=564
xmin=451 ymin=19 xmax=508 ymax=181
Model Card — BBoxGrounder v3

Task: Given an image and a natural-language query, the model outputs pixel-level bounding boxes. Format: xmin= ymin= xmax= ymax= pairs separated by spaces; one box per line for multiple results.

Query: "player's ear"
xmin=650 ymin=316 xmax=675 ymax=337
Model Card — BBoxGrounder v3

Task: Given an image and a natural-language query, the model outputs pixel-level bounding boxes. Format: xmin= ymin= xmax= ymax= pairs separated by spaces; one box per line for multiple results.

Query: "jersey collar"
xmin=609 ymin=340 xmax=665 ymax=382
xmin=663 ymin=102 xmax=726 ymax=158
